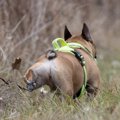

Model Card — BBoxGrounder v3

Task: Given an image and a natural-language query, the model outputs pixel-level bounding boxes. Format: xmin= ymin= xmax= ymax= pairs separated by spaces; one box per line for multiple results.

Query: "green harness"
xmin=52 ymin=38 xmax=95 ymax=98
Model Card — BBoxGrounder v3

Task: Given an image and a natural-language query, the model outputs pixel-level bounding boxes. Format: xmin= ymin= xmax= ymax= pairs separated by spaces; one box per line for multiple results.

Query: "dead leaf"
xmin=12 ymin=57 xmax=22 ymax=70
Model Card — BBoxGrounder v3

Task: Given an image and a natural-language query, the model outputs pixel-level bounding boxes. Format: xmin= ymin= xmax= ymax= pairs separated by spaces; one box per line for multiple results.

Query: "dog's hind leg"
xmin=86 ymin=77 xmax=100 ymax=100
xmin=86 ymin=82 xmax=98 ymax=97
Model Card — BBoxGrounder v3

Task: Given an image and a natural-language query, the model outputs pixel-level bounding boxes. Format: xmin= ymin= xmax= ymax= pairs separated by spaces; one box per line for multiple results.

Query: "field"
xmin=0 ymin=0 xmax=120 ymax=120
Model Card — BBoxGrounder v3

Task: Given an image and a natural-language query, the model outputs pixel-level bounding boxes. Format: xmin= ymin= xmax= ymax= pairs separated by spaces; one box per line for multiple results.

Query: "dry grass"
xmin=0 ymin=0 xmax=120 ymax=120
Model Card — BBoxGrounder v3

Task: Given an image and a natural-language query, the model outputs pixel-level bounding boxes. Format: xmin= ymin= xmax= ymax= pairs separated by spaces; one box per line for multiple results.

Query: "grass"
xmin=0 ymin=53 xmax=120 ymax=120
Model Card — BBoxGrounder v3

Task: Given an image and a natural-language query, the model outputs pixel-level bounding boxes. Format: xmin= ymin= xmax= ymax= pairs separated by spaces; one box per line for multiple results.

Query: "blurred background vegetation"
xmin=0 ymin=0 xmax=120 ymax=120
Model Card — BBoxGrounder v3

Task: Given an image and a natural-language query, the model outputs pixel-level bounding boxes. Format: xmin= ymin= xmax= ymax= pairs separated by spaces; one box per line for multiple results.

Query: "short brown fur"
xmin=24 ymin=23 xmax=100 ymax=98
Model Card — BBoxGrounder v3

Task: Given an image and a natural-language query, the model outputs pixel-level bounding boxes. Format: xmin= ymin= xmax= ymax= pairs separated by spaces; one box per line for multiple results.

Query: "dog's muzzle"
xmin=26 ymin=81 xmax=36 ymax=92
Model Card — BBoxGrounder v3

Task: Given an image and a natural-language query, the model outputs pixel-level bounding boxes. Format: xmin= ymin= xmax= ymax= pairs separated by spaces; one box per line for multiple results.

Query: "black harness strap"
xmin=72 ymin=50 xmax=86 ymax=99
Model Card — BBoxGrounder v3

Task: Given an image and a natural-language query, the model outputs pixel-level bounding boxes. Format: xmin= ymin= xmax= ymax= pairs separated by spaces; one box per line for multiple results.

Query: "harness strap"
xmin=69 ymin=42 xmax=93 ymax=59
xmin=52 ymin=38 xmax=96 ymax=60
xmin=72 ymin=51 xmax=87 ymax=98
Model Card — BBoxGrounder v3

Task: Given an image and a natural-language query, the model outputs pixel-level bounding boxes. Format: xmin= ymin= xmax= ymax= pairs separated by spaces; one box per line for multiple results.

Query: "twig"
xmin=11 ymin=15 xmax=26 ymax=34
xmin=0 ymin=77 xmax=28 ymax=91
xmin=17 ymin=84 xmax=28 ymax=91
xmin=0 ymin=77 xmax=9 ymax=85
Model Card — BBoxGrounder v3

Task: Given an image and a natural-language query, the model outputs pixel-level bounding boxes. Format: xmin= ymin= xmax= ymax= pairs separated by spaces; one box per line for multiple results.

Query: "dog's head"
xmin=64 ymin=23 xmax=97 ymax=59
xmin=24 ymin=62 xmax=50 ymax=92
xmin=24 ymin=69 xmax=39 ymax=92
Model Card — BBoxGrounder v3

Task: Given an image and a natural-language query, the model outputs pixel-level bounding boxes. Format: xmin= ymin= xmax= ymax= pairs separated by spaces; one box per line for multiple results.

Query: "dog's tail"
xmin=47 ymin=50 xmax=57 ymax=60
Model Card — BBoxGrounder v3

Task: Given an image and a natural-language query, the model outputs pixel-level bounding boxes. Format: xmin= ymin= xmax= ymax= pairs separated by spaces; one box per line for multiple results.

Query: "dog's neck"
xmin=67 ymin=36 xmax=96 ymax=58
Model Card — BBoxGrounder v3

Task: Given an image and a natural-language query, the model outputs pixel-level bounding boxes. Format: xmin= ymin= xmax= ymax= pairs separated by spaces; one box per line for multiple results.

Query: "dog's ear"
xmin=25 ymin=69 xmax=35 ymax=81
xmin=64 ymin=25 xmax=72 ymax=40
xmin=81 ymin=23 xmax=92 ymax=42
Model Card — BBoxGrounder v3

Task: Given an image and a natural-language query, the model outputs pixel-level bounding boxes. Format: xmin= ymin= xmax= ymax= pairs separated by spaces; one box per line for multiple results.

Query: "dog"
xmin=24 ymin=23 xmax=100 ymax=99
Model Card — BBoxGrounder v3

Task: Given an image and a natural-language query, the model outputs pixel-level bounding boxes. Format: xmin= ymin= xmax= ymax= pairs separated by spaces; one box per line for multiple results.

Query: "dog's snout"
xmin=26 ymin=80 xmax=36 ymax=92
xmin=27 ymin=84 xmax=34 ymax=92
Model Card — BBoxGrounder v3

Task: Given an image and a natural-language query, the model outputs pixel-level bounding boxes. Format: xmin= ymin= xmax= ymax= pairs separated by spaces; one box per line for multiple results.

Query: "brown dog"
xmin=24 ymin=23 xmax=100 ymax=99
